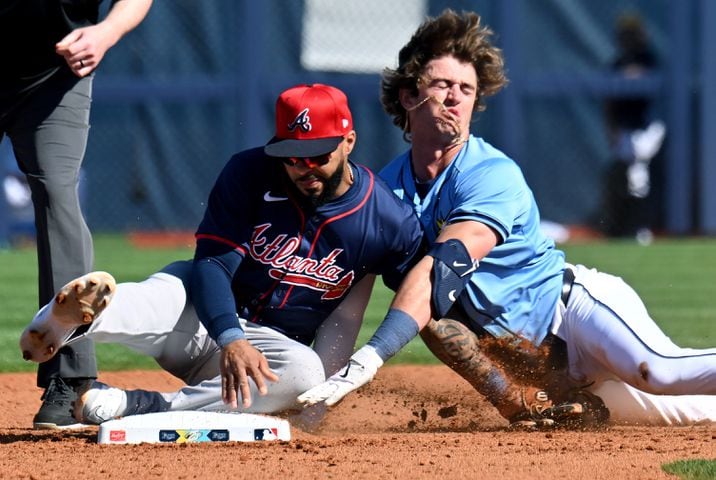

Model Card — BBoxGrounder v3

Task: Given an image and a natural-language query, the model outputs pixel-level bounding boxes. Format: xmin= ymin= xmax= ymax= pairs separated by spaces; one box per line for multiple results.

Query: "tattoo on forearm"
xmin=420 ymin=318 xmax=523 ymax=415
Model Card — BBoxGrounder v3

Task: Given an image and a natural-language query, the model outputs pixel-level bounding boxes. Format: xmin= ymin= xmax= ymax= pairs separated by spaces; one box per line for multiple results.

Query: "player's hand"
xmin=55 ymin=24 xmax=118 ymax=77
xmin=220 ymin=339 xmax=278 ymax=409
xmin=297 ymin=345 xmax=384 ymax=407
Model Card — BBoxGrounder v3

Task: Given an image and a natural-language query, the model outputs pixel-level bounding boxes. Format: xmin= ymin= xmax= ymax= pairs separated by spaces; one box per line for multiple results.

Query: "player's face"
xmin=283 ymin=131 xmax=356 ymax=205
xmin=403 ymin=55 xmax=477 ymax=146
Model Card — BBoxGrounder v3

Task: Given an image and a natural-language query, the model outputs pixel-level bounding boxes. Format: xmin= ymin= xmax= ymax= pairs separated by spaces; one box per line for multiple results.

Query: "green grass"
xmin=1 ymin=235 xmax=715 ymax=372
xmin=560 ymin=239 xmax=716 ymax=349
xmin=0 ymin=234 xmax=193 ymax=372
xmin=370 ymin=237 xmax=716 ymax=363
xmin=662 ymin=459 xmax=716 ymax=480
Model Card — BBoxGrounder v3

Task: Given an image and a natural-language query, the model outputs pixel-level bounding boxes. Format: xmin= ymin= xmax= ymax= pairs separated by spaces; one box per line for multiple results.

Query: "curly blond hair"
xmin=381 ymin=9 xmax=508 ymax=132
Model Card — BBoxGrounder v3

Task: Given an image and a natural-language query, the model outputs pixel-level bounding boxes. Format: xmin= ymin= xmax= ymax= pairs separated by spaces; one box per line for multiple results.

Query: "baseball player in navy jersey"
xmin=19 ymin=83 xmax=423 ymax=424
xmin=298 ymin=10 xmax=716 ymax=427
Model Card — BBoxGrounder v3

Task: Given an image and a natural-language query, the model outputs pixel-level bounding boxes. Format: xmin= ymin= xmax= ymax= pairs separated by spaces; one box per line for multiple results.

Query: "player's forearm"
xmin=314 ymin=275 xmax=375 ymax=375
xmin=296 ymin=265 xmax=431 ymax=407
xmin=101 ymin=0 xmax=153 ymax=46
xmin=191 ymin=251 xmax=243 ymax=342
xmin=362 ymin=259 xmax=434 ymax=361
xmin=389 ymin=256 xmax=434 ymax=330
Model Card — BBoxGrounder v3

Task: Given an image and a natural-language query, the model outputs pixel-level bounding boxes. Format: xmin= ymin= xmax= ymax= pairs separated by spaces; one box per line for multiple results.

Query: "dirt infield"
xmin=1 ymin=366 xmax=713 ymax=479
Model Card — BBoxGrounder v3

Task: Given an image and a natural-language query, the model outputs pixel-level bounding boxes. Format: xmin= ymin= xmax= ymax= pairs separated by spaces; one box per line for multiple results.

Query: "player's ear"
xmin=399 ymin=88 xmax=418 ymax=110
xmin=342 ymin=130 xmax=357 ymax=155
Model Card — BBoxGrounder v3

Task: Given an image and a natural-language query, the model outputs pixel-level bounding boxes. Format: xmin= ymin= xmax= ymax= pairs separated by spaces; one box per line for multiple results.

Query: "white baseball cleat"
xmin=74 ymin=381 xmax=128 ymax=424
xmin=20 ymin=271 xmax=116 ymax=363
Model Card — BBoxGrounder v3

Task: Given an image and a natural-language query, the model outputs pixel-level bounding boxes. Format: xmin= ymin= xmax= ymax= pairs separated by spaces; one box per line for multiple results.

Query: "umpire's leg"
xmin=9 ymin=70 xmax=96 ymax=428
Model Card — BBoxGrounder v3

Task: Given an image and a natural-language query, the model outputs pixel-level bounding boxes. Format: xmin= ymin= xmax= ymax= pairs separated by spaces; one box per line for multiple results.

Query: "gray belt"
xmin=561 ymin=266 xmax=575 ymax=305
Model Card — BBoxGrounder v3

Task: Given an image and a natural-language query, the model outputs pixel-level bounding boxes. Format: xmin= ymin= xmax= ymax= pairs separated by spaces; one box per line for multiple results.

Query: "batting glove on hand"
xmin=297 ymin=345 xmax=384 ymax=407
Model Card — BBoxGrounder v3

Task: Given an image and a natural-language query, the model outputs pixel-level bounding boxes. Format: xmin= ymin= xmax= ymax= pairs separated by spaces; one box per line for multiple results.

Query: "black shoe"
xmin=33 ymin=378 xmax=92 ymax=430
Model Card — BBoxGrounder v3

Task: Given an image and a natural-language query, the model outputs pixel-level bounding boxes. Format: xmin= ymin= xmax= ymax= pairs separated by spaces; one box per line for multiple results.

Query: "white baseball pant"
xmin=553 ymin=264 xmax=716 ymax=425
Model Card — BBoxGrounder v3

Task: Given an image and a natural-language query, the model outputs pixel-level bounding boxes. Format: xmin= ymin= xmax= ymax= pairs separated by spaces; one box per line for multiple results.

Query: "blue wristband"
xmin=216 ymin=327 xmax=246 ymax=348
xmin=367 ymin=308 xmax=420 ymax=361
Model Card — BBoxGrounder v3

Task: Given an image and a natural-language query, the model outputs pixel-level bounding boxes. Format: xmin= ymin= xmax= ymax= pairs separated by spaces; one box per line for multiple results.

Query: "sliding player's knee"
xmin=282 ymin=347 xmax=326 ymax=394
xmin=627 ymin=359 xmax=683 ymax=395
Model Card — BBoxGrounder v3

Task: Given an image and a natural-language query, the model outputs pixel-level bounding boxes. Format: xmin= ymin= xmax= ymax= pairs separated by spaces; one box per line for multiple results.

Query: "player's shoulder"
xmin=462 ymin=136 xmax=512 ymax=165
xmin=378 ymin=150 xmax=410 ymax=182
xmin=217 ymin=147 xmax=277 ymax=182
xmin=224 ymin=146 xmax=269 ymax=171
xmin=209 ymin=147 xmax=280 ymax=198
xmin=356 ymin=163 xmax=399 ymax=200
xmin=459 ymin=137 xmax=523 ymax=178
xmin=356 ymin=164 xmax=417 ymax=220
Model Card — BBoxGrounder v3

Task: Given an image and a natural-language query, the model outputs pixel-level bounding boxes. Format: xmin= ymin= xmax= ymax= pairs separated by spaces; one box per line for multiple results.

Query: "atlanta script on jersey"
xmin=195 ymin=147 xmax=424 ymax=345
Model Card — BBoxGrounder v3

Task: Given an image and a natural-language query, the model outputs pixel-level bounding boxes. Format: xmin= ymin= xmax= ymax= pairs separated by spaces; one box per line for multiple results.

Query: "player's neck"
xmin=332 ymin=162 xmax=355 ymax=199
xmin=410 ymin=138 xmax=465 ymax=182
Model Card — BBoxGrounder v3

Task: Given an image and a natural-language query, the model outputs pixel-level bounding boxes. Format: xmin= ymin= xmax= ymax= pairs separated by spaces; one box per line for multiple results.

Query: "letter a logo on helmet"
xmin=288 ymin=108 xmax=312 ymax=133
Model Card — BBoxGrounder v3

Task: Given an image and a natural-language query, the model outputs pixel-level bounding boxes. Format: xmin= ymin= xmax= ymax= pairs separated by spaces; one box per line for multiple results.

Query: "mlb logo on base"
xmin=254 ymin=428 xmax=279 ymax=441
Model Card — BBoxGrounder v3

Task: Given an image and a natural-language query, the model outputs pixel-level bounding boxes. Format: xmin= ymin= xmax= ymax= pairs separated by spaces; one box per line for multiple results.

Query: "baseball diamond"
xmin=0 ymin=368 xmax=714 ymax=479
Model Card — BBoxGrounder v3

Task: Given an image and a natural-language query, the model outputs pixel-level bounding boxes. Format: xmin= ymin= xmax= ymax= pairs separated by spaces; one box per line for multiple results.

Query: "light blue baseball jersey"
xmin=379 ymin=135 xmax=565 ymax=345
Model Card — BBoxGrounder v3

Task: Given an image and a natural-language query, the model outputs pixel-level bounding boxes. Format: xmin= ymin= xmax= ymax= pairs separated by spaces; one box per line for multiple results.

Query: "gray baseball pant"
xmin=66 ymin=261 xmax=327 ymax=414
xmin=1 ymin=69 xmax=96 ymax=386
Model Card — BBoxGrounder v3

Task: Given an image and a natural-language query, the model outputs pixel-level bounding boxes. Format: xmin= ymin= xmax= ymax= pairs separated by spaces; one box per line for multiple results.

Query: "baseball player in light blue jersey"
xmin=381 ymin=137 xmax=564 ymax=346
xmin=299 ymin=10 xmax=716 ymax=427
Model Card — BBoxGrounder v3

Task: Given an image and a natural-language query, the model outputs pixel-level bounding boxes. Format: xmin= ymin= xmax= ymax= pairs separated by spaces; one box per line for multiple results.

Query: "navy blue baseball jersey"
xmin=194 ymin=147 xmax=424 ymax=345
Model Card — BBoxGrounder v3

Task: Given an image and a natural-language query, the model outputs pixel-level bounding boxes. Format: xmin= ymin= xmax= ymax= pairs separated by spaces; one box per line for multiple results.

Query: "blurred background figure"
xmin=0 ymin=137 xmax=35 ymax=249
xmin=601 ymin=12 xmax=666 ymax=244
xmin=0 ymin=136 xmax=88 ymax=249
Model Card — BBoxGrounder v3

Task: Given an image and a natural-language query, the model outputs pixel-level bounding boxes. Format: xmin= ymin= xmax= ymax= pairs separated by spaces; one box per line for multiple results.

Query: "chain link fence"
xmin=5 ymin=0 xmax=712 ymax=244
